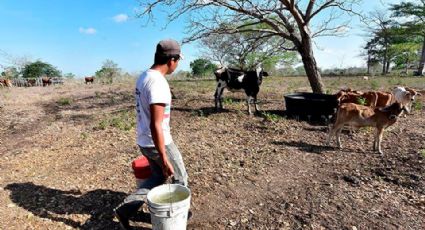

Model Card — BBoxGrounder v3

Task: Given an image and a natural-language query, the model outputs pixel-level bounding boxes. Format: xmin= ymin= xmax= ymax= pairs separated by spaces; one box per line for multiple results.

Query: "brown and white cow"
xmin=327 ymin=102 xmax=406 ymax=154
xmin=85 ymin=76 xmax=94 ymax=84
xmin=392 ymin=86 xmax=422 ymax=114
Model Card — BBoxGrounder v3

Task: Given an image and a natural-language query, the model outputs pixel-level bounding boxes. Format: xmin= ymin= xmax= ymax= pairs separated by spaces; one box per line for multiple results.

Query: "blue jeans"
xmin=114 ymin=142 xmax=188 ymax=218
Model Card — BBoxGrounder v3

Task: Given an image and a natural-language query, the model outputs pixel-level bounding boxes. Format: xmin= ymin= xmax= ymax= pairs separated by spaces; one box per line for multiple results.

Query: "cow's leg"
xmin=326 ymin=125 xmax=335 ymax=146
xmin=253 ymin=94 xmax=260 ymax=113
xmin=373 ymin=128 xmax=378 ymax=151
xmin=376 ymin=127 xmax=384 ymax=154
xmin=214 ymin=81 xmax=225 ymax=110
xmin=335 ymin=125 xmax=344 ymax=149
xmin=246 ymin=95 xmax=253 ymax=115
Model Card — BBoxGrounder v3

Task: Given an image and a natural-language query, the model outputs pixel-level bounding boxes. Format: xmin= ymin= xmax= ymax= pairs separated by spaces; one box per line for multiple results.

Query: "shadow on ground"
xmin=173 ymin=106 xmax=227 ymax=117
xmin=41 ymin=91 xmax=134 ymax=123
xmin=273 ymin=140 xmax=334 ymax=154
xmin=4 ymin=182 xmax=149 ymax=230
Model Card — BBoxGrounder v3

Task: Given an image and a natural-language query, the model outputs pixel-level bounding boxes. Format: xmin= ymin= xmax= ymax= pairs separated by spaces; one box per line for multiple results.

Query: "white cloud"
xmin=79 ymin=27 xmax=97 ymax=35
xmin=113 ymin=14 xmax=129 ymax=23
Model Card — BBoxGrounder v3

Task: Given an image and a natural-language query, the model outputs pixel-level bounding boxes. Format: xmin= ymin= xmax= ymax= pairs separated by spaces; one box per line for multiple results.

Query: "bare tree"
xmin=137 ymin=0 xmax=362 ymax=93
xmin=0 ymin=49 xmax=32 ymax=73
xmin=199 ymin=29 xmax=292 ymax=70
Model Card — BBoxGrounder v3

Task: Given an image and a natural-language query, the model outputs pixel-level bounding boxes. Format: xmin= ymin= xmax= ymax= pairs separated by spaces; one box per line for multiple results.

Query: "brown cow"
xmin=336 ymin=90 xmax=377 ymax=107
xmin=375 ymin=91 xmax=393 ymax=108
xmin=85 ymin=76 xmax=94 ymax=84
xmin=0 ymin=79 xmax=12 ymax=87
xmin=327 ymin=102 xmax=406 ymax=154
xmin=42 ymin=77 xmax=52 ymax=87
xmin=27 ymin=79 xmax=36 ymax=87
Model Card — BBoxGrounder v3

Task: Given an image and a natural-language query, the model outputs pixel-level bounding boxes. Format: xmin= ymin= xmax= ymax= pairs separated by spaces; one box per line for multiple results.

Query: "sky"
xmin=0 ymin=0 xmax=402 ymax=77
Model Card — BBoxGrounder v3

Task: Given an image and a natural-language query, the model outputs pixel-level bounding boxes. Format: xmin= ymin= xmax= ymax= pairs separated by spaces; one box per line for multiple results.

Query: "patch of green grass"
xmin=95 ymin=91 xmax=101 ymax=98
xmin=420 ymin=149 xmax=425 ymax=158
xmin=370 ymin=80 xmax=379 ymax=90
xmin=357 ymin=97 xmax=367 ymax=106
xmin=57 ymin=97 xmax=72 ymax=106
xmin=96 ymin=110 xmax=136 ymax=131
xmin=97 ymin=120 xmax=109 ymax=130
xmin=261 ymin=111 xmax=280 ymax=123
xmin=80 ymin=132 xmax=89 ymax=139
xmin=223 ymin=98 xmax=235 ymax=105
xmin=412 ymin=100 xmax=422 ymax=111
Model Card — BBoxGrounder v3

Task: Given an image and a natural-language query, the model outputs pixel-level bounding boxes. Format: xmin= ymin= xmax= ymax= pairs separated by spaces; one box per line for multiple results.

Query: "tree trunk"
xmin=417 ymin=37 xmax=425 ymax=75
xmin=386 ymin=61 xmax=390 ymax=74
xmin=367 ymin=54 xmax=371 ymax=74
xmin=405 ymin=56 xmax=409 ymax=74
xmin=382 ymin=51 xmax=387 ymax=75
xmin=298 ymin=38 xmax=324 ymax=94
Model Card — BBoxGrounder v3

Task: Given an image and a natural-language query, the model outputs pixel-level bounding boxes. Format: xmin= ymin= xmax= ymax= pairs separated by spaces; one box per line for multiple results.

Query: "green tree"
xmin=391 ymin=1 xmax=425 ymax=75
xmin=22 ymin=61 xmax=61 ymax=79
xmin=95 ymin=59 xmax=121 ymax=84
xmin=390 ymin=42 xmax=421 ymax=73
xmin=1 ymin=66 xmax=19 ymax=79
xmin=362 ymin=10 xmax=399 ymax=75
xmin=190 ymin=58 xmax=217 ymax=77
xmin=63 ymin=72 xmax=76 ymax=79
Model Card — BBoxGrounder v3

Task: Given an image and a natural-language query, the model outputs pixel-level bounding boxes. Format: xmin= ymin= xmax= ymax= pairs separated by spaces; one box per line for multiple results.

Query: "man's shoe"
xmin=114 ymin=208 xmax=132 ymax=230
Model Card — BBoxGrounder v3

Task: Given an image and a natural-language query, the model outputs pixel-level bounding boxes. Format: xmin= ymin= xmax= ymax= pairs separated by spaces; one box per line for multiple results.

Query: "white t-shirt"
xmin=135 ymin=69 xmax=172 ymax=147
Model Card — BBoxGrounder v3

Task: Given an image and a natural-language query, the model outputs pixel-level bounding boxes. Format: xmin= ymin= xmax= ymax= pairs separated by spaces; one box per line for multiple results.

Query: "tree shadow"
xmin=4 ymin=182 xmax=149 ymax=230
xmin=302 ymin=126 xmax=329 ymax=133
xmin=42 ymin=91 xmax=134 ymax=123
xmin=272 ymin=140 xmax=334 ymax=154
xmin=172 ymin=106 xmax=230 ymax=117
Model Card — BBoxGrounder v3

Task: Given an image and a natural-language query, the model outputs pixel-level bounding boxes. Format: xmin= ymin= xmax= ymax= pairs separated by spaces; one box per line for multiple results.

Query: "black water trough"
xmin=284 ymin=92 xmax=339 ymax=123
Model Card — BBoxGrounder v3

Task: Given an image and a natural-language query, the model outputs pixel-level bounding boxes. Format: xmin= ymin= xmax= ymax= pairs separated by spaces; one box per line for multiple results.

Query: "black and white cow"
xmin=214 ymin=66 xmax=268 ymax=115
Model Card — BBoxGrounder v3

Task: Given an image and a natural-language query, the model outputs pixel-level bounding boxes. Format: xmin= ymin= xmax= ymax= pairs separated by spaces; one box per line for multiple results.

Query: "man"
xmin=114 ymin=39 xmax=189 ymax=230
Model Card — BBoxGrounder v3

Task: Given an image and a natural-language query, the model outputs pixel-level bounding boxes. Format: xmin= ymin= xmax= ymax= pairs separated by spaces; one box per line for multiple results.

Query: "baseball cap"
xmin=155 ymin=39 xmax=184 ymax=60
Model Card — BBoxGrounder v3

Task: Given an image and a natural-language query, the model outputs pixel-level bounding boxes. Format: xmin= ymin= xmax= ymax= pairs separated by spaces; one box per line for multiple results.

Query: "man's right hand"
xmin=162 ymin=159 xmax=175 ymax=178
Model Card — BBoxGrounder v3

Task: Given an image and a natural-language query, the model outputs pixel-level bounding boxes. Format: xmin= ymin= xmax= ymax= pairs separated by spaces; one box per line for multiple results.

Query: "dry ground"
xmin=0 ymin=76 xmax=424 ymax=230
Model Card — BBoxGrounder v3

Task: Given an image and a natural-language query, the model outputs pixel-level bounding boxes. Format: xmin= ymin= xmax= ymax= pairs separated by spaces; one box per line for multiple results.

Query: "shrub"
xmin=57 ymin=97 xmax=72 ymax=105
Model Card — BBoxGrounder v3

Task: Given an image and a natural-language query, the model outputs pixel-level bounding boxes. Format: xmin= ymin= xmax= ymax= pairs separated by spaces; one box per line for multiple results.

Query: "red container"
xmin=132 ymin=156 xmax=151 ymax=179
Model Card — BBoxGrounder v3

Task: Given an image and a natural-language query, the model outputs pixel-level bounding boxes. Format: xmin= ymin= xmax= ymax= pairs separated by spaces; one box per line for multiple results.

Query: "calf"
xmin=327 ymin=102 xmax=406 ymax=154
xmin=392 ymin=86 xmax=421 ymax=114
xmin=214 ymin=67 xmax=268 ymax=115
xmin=85 ymin=76 xmax=94 ymax=84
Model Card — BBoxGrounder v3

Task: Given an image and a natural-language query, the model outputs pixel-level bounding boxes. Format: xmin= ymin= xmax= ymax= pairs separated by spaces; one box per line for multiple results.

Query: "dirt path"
xmin=0 ymin=81 xmax=424 ymax=229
